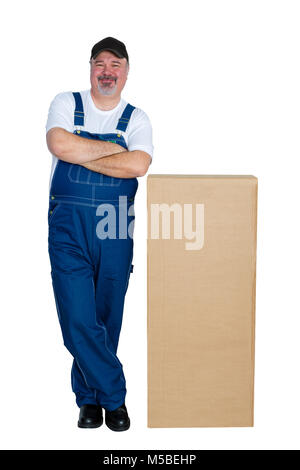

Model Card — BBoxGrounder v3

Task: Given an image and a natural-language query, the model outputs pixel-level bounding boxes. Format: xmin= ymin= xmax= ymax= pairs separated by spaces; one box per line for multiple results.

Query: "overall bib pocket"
xmin=67 ymin=163 xmax=122 ymax=187
xmin=67 ymin=132 xmax=127 ymax=187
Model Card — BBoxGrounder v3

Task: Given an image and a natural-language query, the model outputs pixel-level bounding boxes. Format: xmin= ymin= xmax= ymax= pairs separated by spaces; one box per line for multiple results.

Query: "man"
xmin=46 ymin=37 xmax=153 ymax=432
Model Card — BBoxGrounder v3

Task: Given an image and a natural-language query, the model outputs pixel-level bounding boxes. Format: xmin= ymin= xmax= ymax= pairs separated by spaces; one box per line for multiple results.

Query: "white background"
xmin=1 ymin=0 xmax=299 ymax=451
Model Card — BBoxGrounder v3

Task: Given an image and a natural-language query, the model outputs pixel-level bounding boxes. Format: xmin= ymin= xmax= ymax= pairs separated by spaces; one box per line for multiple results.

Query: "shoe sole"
xmin=105 ymin=419 xmax=130 ymax=432
xmin=78 ymin=419 xmax=103 ymax=429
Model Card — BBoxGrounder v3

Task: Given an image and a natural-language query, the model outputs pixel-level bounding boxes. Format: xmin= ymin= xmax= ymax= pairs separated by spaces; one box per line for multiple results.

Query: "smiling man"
xmin=46 ymin=37 xmax=153 ymax=432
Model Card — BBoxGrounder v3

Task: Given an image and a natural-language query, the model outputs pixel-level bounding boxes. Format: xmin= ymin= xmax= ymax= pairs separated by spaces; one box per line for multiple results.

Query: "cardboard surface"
xmin=147 ymin=175 xmax=257 ymax=427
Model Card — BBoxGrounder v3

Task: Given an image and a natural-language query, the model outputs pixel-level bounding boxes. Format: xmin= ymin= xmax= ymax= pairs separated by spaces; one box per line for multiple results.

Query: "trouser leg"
xmin=71 ymin=235 xmax=134 ymax=407
xmin=93 ymin=200 xmax=135 ymax=355
xmin=71 ymin=358 xmax=97 ymax=406
xmin=94 ymin=236 xmax=134 ymax=355
xmin=48 ymin=203 xmax=127 ymax=411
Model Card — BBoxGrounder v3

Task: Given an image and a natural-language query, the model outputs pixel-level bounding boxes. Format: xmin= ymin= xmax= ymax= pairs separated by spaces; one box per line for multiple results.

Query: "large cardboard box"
xmin=147 ymin=175 xmax=257 ymax=428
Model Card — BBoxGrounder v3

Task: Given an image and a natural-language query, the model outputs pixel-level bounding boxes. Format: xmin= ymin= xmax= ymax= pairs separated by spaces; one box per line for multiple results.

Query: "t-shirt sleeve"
xmin=46 ymin=92 xmax=74 ymax=134
xmin=127 ymin=109 xmax=154 ymax=163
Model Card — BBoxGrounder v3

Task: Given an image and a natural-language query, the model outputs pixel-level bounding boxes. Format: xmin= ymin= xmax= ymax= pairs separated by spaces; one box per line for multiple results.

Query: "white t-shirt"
xmin=46 ymin=89 xmax=154 ymax=188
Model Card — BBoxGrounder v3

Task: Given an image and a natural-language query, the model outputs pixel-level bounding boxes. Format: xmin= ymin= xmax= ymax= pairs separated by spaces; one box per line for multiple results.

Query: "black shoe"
xmin=105 ymin=403 xmax=130 ymax=432
xmin=78 ymin=404 xmax=103 ymax=428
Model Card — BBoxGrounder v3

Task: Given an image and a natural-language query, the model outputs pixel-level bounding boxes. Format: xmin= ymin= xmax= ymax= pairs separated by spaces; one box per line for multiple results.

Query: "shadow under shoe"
xmin=78 ymin=404 xmax=103 ymax=428
xmin=105 ymin=403 xmax=130 ymax=432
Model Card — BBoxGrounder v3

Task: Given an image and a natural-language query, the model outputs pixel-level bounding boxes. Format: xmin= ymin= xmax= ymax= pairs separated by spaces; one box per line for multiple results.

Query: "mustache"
xmin=98 ymin=76 xmax=117 ymax=81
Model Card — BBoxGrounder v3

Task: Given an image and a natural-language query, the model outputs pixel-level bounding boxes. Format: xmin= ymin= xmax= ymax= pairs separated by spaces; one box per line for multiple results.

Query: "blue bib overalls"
xmin=48 ymin=93 xmax=138 ymax=411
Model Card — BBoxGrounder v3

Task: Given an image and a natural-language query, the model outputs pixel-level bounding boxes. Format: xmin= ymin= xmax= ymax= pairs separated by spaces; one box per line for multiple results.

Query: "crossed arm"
xmin=46 ymin=127 xmax=151 ymax=178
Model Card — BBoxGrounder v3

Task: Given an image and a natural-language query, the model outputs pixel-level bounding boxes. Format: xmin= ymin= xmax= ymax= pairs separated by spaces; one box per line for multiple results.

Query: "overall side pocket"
xmin=48 ymin=202 xmax=61 ymax=226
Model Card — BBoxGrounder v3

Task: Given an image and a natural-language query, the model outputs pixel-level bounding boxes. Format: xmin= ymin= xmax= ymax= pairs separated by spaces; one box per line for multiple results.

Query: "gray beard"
xmin=97 ymin=81 xmax=117 ymax=96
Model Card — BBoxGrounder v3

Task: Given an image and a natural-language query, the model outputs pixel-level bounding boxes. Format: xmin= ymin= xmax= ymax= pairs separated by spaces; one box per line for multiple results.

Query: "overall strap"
xmin=116 ymin=103 xmax=136 ymax=132
xmin=72 ymin=92 xmax=84 ymax=126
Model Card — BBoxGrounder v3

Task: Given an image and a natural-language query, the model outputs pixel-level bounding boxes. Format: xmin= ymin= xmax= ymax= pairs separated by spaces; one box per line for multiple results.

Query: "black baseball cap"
xmin=90 ymin=37 xmax=129 ymax=63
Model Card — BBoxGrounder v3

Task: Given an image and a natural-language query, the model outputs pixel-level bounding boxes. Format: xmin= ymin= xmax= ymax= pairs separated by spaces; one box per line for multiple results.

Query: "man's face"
xmin=90 ymin=50 xmax=129 ymax=97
